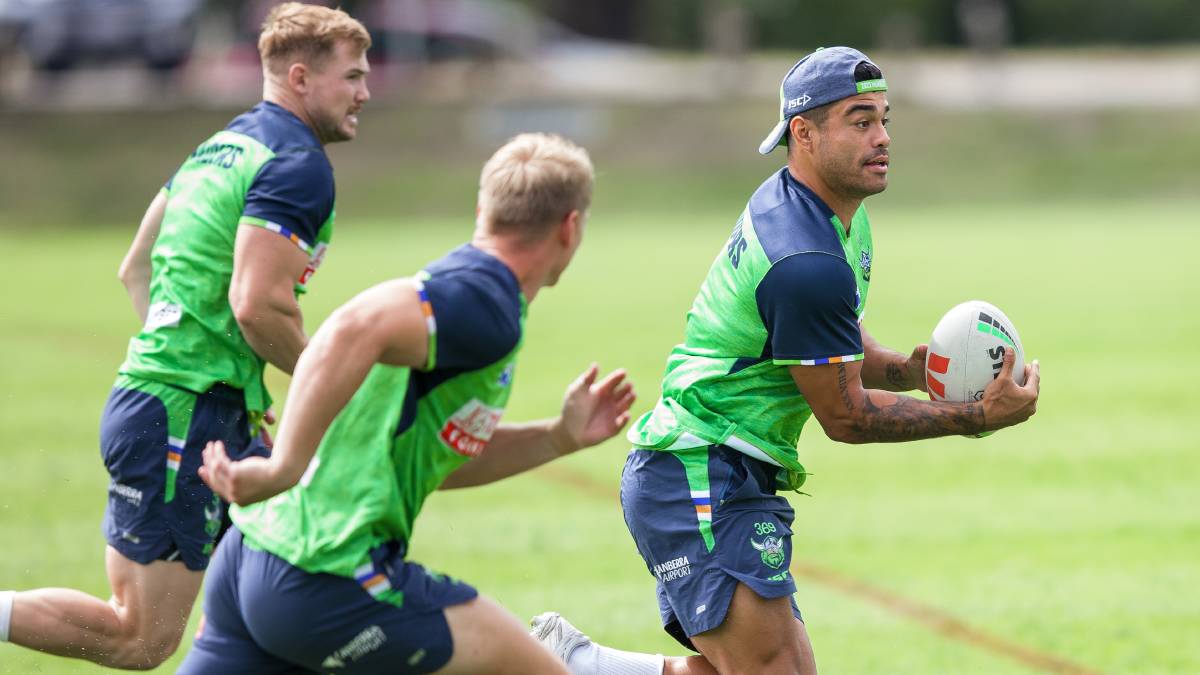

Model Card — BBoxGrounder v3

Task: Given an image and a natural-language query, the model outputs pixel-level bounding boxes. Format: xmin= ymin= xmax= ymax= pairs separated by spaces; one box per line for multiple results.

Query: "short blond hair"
xmin=258 ymin=2 xmax=371 ymax=75
xmin=478 ymin=133 xmax=594 ymax=238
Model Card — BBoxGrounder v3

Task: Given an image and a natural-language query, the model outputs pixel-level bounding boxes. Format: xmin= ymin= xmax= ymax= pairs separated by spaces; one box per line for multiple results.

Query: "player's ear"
xmin=558 ymin=209 xmax=583 ymax=249
xmin=790 ymin=116 xmax=815 ymax=151
xmin=287 ymin=62 xmax=310 ymax=94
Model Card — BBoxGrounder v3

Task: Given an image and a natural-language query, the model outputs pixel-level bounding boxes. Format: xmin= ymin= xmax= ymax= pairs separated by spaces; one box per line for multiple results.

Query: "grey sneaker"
xmin=530 ymin=611 xmax=592 ymax=665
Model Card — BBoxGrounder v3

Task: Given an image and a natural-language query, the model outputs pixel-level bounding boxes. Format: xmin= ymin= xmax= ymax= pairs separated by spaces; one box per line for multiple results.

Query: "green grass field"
xmin=2 ymin=191 xmax=1198 ymax=673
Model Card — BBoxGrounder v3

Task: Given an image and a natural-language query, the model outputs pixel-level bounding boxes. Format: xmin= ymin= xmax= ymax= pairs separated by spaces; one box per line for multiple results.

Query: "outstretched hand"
xmin=556 ymin=364 xmax=636 ymax=453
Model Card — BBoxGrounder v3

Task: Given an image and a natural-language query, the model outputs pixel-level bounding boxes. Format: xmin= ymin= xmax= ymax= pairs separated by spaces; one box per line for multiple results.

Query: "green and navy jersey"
xmin=234 ymin=245 xmax=526 ymax=583
xmin=119 ymin=101 xmax=335 ymax=413
xmin=628 ymin=168 xmax=874 ymax=487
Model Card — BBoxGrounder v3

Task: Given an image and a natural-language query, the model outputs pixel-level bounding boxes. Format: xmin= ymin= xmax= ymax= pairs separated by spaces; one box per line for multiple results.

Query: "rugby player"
xmin=177 ymin=132 xmax=634 ymax=674
xmin=0 ymin=3 xmax=370 ymax=668
xmin=533 ymin=46 xmax=1041 ymax=674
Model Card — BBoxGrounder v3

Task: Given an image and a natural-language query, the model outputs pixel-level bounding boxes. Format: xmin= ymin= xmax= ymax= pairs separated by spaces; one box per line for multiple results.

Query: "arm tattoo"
xmin=837 ymin=364 xmax=855 ymax=411
xmin=849 ymin=392 xmax=986 ymax=442
xmin=885 ymin=362 xmax=907 ymax=390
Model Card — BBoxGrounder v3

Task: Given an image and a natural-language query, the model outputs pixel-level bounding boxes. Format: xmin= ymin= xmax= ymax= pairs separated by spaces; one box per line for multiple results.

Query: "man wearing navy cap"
xmin=532 ymin=47 xmax=1040 ymax=674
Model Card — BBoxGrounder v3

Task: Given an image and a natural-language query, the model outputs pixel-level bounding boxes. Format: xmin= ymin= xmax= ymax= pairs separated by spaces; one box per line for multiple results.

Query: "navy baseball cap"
xmin=758 ymin=46 xmax=887 ymax=155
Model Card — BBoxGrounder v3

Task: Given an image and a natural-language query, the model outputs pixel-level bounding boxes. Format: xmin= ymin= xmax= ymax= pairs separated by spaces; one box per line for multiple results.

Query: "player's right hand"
xmin=980 ymin=347 xmax=1040 ymax=431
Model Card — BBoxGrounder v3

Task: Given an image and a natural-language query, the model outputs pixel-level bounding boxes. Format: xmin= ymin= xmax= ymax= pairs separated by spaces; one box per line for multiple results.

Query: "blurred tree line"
xmin=529 ymin=0 xmax=1200 ymax=50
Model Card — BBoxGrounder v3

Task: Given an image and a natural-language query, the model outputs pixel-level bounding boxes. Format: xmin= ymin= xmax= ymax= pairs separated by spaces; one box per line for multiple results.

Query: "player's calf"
xmin=3 ymin=584 xmax=191 ymax=670
xmin=689 ymin=585 xmax=816 ymax=675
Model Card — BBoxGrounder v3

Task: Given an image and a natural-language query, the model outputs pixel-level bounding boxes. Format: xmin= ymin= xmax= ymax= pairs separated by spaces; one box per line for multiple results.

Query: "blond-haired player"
xmin=177 ymin=132 xmax=633 ymax=674
xmin=0 ymin=3 xmax=371 ymax=668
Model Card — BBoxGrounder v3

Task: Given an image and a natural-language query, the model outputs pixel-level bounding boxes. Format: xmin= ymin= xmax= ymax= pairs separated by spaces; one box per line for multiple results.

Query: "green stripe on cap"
xmin=856 ymin=78 xmax=887 ymax=93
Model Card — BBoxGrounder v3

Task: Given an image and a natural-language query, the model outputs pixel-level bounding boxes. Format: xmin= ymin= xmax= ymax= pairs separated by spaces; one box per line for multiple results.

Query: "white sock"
xmin=566 ymin=640 xmax=664 ymax=675
xmin=0 ymin=591 xmax=15 ymax=642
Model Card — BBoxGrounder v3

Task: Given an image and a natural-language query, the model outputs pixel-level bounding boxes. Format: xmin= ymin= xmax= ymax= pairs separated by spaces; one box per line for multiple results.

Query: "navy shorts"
xmin=621 ymin=445 xmax=802 ymax=651
xmin=178 ymin=528 xmax=479 ymax=674
xmin=99 ymin=375 xmax=267 ymax=571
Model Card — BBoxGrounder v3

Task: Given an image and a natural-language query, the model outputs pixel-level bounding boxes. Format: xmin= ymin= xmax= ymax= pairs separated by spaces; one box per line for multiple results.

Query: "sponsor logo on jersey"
xmin=144 ymin=302 xmax=182 ymax=330
xmin=751 ymin=535 xmax=786 ymax=569
xmin=439 ymin=399 xmax=504 ymax=457
xmin=321 ymin=625 xmax=387 ymax=669
xmin=653 ymin=555 xmax=692 ymax=583
xmin=109 ymin=482 xmax=143 ymax=506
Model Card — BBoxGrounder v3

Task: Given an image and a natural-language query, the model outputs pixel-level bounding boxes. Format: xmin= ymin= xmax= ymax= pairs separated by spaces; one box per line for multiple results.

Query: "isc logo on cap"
xmin=787 ymin=94 xmax=811 ymax=110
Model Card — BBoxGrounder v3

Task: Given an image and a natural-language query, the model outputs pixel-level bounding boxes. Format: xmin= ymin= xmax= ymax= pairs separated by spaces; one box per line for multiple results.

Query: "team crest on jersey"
xmin=859 ymin=249 xmax=872 ymax=282
xmin=751 ymin=536 xmax=786 ymax=569
xmin=439 ymin=399 xmax=504 ymax=457
xmin=497 ymin=363 xmax=514 ymax=387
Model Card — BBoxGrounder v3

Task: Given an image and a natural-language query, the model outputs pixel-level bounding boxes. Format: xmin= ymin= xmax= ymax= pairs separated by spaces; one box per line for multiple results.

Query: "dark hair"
xmin=854 ymin=61 xmax=883 ymax=82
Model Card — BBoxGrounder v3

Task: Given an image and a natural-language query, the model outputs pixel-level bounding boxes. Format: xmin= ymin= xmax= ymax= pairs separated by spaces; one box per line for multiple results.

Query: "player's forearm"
xmin=831 ymin=389 xmax=985 ymax=443
xmin=860 ymin=331 xmax=917 ymax=392
xmin=119 ymin=190 xmax=167 ymax=324
xmin=440 ymin=418 xmax=575 ymax=490
xmin=120 ymin=271 xmax=152 ymax=324
xmin=236 ymin=298 xmax=307 ymax=374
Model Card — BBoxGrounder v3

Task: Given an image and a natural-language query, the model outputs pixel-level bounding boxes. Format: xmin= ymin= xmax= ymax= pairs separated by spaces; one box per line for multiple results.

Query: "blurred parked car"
xmin=0 ymin=0 xmax=202 ymax=70
xmin=238 ymin=0 xmax=638 ymax=63
xmin=358 ymin=0 xmax=637 ymax=64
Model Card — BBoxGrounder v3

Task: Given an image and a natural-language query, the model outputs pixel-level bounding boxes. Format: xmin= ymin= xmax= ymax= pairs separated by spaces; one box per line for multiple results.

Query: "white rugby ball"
xmin=926 ymin=300 xmax=1025 ymax=404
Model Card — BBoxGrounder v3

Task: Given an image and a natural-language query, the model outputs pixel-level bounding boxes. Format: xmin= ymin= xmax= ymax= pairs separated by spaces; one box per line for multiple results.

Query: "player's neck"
xmin=470 ymin=233 xmax=552 ymax=304
xmin=787 ymin=164 xmax=861 ymax=235
xmin=262 ymin=86 xmax=323 ymax=145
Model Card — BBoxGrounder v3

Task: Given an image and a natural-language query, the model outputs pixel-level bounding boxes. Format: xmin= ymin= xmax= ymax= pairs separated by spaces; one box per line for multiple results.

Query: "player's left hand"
xmin=905 ymin=344 xmax=929 ymax=393
xmin=556 ymin=364 xmax=636 ymax=453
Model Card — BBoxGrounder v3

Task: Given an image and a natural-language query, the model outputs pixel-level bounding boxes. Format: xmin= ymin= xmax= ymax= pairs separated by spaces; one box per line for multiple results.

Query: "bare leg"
xmin=8 ymin=546 xmax=202 ymax=669
xmin=663 ymin=655 xmax=721 ymax=675
xmin=689 ymin=583 xmax=816 ymax=675
xmin=437 ymin=595 xmax=569 ymax=675
xmin=533 ymin=583 xmax=814 ymax=675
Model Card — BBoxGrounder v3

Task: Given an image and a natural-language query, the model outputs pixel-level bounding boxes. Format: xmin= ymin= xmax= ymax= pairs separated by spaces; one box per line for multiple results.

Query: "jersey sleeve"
xmin=756 ymin=252 xmax=863 ymax=365
xmin=241 ymin=149 xmax=334 ymax=252
xmin=417 ymin=272 xmax=521 ymax=372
